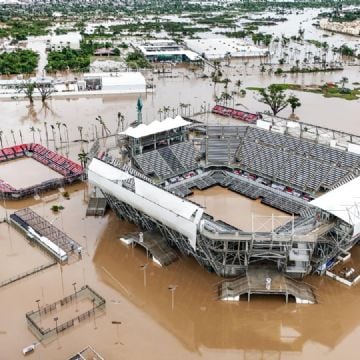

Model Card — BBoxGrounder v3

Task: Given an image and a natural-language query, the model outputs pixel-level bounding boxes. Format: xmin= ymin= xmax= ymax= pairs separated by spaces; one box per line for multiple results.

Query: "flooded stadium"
xmin=2 ymin=184 xmax=360 ymax=359
xmin=1 ymin=5 xmax=360 ymax=358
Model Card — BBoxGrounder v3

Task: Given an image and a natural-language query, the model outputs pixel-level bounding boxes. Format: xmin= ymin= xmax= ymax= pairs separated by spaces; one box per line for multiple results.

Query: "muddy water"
xmin=1 ymin=60 xmax=359 ymax=156
xmin=0 ymin=8 xmax=360 ymax=358
xmin=0 ymin=222 xmax=52 ymax=281
xmin=0 ymin=157 xmax=61 ymax=188
xmin=0 ymin=182 xmax=360 ymax=359
xmin=188 ymin=186 xmax=290 ymax=231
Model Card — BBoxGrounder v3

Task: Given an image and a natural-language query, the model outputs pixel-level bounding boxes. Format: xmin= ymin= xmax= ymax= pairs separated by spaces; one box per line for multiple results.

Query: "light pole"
xmin=72 ymin=282 xmax=78 ymax=312
xmin=35 ymin=299 xmax=41 ymax=313
xmin=139 ymin=264 xmax=148 ymax=287
xmin=111 ymin=320 xmax=122 ymax=345
xmin=54 ymin=316 xmax=61 ymax=349
xmin=54 ymin=317 xmax=58 ymax=333
xmin=168 ymin=285 xmax=178 ymax=311
xmin=92 ymin=298 xmax=97 ymax=330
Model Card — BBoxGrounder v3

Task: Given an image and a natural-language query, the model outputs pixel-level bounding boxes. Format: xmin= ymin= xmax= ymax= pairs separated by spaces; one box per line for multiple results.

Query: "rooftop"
xmin=310 ymin=176 xmax=360 ymax=233
xmin=120 ymin=116 xmax=191 ymax=139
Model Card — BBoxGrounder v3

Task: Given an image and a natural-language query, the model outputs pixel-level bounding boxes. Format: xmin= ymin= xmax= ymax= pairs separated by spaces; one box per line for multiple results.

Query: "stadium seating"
xmin=235 ymin=127 xmax=360 ymax=193
xmin=212 ymin=105 xmax=259 ymax=124
xmin=134 ymin=142 xmax=199 ymax=179
xmin=0 ymin=143 xmax=83 ymax=198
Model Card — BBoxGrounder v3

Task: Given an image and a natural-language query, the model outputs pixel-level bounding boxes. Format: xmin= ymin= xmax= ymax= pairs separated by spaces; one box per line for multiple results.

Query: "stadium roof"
xmin=88 ymin=158 xmax=204 ymax=249
xmin=120 ymin=116 xmax=191 ymax=139
xmin=311 ymin=176 xmax=360 ymax=230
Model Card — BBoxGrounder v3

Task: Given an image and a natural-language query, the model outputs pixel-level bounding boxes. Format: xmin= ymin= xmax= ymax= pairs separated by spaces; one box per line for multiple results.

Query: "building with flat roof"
xmin=185 ymin=38 xmax=268 ymax=59
xmin=81 ymin=72 xmax=146 ymax=93
xmin=133 ymin=40 xmax=201 ymax=63
xmin=46 ymin=33 xmax=82 ymax=51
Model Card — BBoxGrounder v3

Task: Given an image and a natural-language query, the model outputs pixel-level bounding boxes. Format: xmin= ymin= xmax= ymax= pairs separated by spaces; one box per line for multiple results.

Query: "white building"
xmin=185 ymin=38 xmax=269 ymax=60
xmin=81 ymin=72 xmax=146 ymax=94
xmin=133 ymin=40 xmax=201 ymax=63
xmin=46 ymin=33 xmax=82 ymax=51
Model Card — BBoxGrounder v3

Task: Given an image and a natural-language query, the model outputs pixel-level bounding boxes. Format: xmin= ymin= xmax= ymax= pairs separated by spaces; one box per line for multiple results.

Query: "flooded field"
xmin=0 ymin=222 xmax=53 ymax=282
xmin=0 ymin=157 xmax=62 ymax=188
xmin=0 ymin=182 xmax=359 ymax=359
xmin=188 ymin=186 xmax=289 ymax=231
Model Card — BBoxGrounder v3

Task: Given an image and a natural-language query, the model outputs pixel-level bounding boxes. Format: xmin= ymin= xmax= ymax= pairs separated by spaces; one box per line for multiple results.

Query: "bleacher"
xmin=0 ymin=143 xmax=83 ymax=198
xmin=236 ymin=127 xmax=360 ymax=193
xmin=212 ymin=105 xmax=259 ymax=124
xmin=206 ymin=126 xmax=246 ymax=164
xmin=167 ymin=170 xmax=312 ymax=215
xmin=134 ymin=142 xmax=199 ymax=179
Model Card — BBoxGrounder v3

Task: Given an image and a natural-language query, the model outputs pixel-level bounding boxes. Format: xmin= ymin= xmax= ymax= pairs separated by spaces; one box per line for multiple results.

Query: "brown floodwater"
xmin=0 ymin=181 xmax=360 ymax=359
xmin=0 ymin=12 xmax=360 ymax=356
xmin=188 ymin=186 xmax=289 ymax=231
xmin=0 ymin=157 xmax=62 ymax=188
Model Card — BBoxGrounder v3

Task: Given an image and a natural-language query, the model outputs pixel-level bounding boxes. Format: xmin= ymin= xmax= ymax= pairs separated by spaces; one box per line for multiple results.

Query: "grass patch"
xmin=247 ymin=83 xmax=360 ymax=100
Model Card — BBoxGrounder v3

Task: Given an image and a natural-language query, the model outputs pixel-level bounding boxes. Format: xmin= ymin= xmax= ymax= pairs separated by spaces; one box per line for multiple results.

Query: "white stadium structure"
xmin=88 ymin=116 xmax=360 ymax=279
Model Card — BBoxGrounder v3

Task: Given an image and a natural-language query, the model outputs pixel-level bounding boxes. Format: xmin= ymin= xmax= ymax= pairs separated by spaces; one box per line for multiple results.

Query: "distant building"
xmin=133 ymin=40 xmax=201 ymax=63
xmin=46 ymin=33 xmax=82 ymax=51
xmin=94 ymin=48 xmax=117 ymax=56
xmin=320 ymin=19 xmax=360 ymax=36
xmin=185 ymin=38 xmax=268 ymax=60
xmin=80 ymin=72 xmax=146 ymax=94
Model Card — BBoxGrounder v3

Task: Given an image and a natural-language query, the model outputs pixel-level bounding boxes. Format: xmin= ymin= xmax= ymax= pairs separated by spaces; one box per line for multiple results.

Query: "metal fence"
xmin=26 ymin=285 xmax=106 ymax=341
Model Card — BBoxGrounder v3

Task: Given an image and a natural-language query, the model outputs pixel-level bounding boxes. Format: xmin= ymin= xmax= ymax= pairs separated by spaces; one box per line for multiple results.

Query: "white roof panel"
xmin=120 ymin=116 xmax=191 ymax=139
xmin=83 ymin=72 xmax=145 ymax=85
xmin=311 ymin=176 xmax=360 ymax=229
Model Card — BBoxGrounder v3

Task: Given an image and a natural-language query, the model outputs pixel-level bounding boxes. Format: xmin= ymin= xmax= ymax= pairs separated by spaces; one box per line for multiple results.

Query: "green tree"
xmin=288 ymin=95 xmax=301 ymax=114
xmin=258 ymin=84 xmax=289 ymax=116
xmin=341 ymin=76 xmax=349 ymax=89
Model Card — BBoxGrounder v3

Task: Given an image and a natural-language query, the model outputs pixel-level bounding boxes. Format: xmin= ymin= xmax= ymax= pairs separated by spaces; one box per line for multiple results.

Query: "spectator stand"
xmin=0 ymin=143 xmax=83 ymax=199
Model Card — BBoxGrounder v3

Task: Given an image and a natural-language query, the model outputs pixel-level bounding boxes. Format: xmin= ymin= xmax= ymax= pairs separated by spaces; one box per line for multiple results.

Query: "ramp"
xmin=120 ymin=231 xmax=178 ymax=266
xmin=219 ymin=267 xmax=316 ymax=304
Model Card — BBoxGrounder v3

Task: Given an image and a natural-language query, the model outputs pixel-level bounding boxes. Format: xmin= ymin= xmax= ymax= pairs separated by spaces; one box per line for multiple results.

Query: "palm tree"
xmin=221 ymin=92 xmax=232 ymax=106
xmin=158 ymin=108 xmax=163 ymax=120
xmin=341 ymin=76 xmax=349 ymax=89
xmin=171 ymin=107 xmax=176 ymax=118
xmin=29 ymin=126 xmax=36 ymax=143
xmin=78 ymin=126 xmax=84 ymax=150
xmin=223 ymin=78 xmax=231 ymax=93
xmin=0 ymin=130 xmax=3 ymax=148
xmin=78 ymin=150 xmax=89 ymax=180
xmin=95 ymin=116 xmax=111 ymax=137
xmin=10 ymin=130 xmax=16 ymax=145
xmin=163 ymin=106 xmax=170 ymax=118
xmin=288 ymin=95 xmax=301 ymax=114
xmin=44 ymin=121 xmax=49 ymax=144
xmin=19 ymin=130 xmax=23 ymax=144
xmin=50 ymin=124 xmax=56 ymax=144
xmin=78 ymin=149 xmax=88 ymax=166
xmin=62 ymin=123 xmax=69 ymax=147
xmin=179 ymin=102 xmax=186 ymax=115
xmin=117 ymin=112 xmax=125 ymax=131
xmin=56 ymin=121 xmax=62 ymax=143
xmin=235 ymin=79 xmax=242 ymax=91
xmin=37 ymin=128 xmax=42 ymax=143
